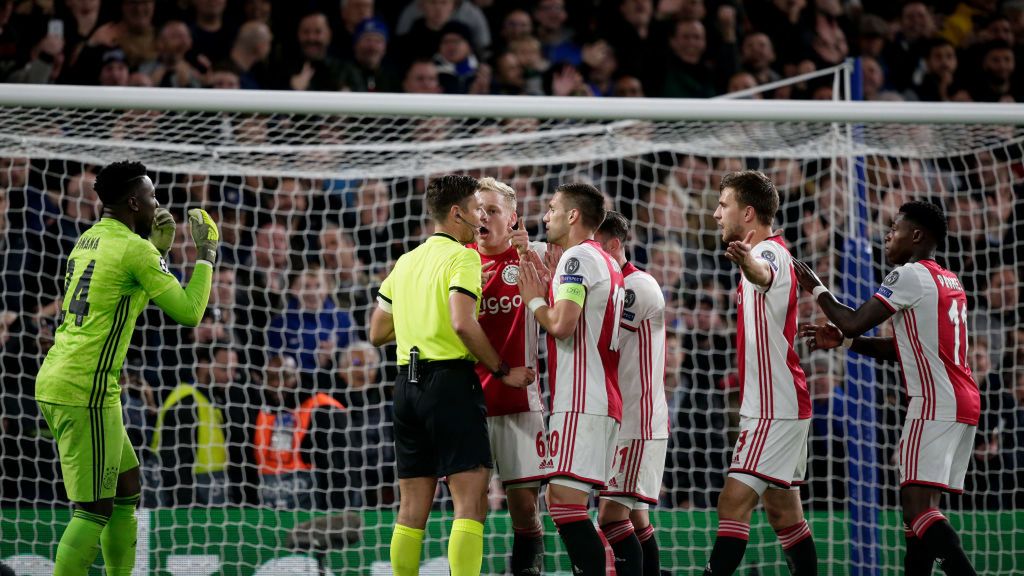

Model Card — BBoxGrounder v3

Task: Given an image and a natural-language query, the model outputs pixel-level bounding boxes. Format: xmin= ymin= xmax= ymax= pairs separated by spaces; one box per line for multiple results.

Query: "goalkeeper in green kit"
xmin=35 ymin=161 xmax=220 ymax=576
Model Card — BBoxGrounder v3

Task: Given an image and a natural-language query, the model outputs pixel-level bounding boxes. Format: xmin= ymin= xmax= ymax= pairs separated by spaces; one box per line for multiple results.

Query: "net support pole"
xmin=843 ymin=57 xmax=881 ymax=576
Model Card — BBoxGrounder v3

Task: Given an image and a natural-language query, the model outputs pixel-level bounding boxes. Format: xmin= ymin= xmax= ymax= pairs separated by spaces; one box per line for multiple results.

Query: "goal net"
xmin=0 ymin=84 xmax=1022 ymax=576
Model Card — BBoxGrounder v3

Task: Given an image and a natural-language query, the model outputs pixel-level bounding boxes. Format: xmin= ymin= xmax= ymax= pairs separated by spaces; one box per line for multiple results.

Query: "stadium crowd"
xmin=0 ymin=0 xmax=1020 ymax=101
xmin=0 ymin=0 xmax=1023 ymax=516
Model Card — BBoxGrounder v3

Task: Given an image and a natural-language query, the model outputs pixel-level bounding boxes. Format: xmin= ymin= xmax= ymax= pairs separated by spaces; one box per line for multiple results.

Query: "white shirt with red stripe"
xmin=873 ymin=259 xmax=980 ymax=424
xmin=735 ymin=236 xmax=810 ymax=420
xmin=617 ymin=262 xmax=669 ymax=440
xmin=469 ymin=242 xmax=545 ymax=416
xmin=548 ymin=240 xmax=625 ymax=421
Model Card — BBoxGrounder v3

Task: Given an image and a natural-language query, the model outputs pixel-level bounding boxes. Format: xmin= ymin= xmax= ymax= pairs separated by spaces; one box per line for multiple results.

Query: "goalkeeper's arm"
xmin=152 ymin=263 xmax=213 ymax=327
xmin=142 ymin=208 xmax=220 ymax=327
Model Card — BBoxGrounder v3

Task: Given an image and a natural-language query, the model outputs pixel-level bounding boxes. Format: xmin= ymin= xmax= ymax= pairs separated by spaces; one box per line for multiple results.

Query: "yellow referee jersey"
xmin=377 ymin=232 xmax=482 ymax=365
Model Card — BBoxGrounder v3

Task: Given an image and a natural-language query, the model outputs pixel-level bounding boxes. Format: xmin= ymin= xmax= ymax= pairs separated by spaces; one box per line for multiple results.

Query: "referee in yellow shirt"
xmin=369 ymin=175 xmax=535 ymax=576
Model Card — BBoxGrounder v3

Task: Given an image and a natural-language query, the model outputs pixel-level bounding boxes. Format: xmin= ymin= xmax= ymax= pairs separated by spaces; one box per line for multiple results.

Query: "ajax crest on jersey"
xmin=884 ymin=270 xmax=900 ymax=286
xmin=502 ymin=264 xmax=519 ymax=285
xmin=565 ymin=257 xmax=580 ymax=274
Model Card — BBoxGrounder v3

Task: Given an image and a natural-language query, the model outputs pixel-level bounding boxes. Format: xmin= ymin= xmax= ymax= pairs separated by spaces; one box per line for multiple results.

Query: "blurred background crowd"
xmin=0 ymin=0 xmax=1021 ymax=101
xmin=0 ymin=0 xmax=1023 ymax=516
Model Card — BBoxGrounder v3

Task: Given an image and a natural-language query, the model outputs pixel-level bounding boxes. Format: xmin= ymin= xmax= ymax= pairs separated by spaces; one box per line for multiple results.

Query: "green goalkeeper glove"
xmin=149 ymin=208 xmax=175 ymax=257
xmin=187 ymin=208 xmax=220 ymax=264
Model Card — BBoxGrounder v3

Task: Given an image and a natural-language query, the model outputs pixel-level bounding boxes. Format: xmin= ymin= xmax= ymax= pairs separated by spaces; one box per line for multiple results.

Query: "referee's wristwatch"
xmin=491 ymin=361 xmax=510 ymax=380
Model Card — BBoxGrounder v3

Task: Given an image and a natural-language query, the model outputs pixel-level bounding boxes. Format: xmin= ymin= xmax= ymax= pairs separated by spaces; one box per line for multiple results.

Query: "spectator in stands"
xmin=318 ymin=225 xmax=372 ymax=321
xmin=341 ymin=18 xmax=399 ymax=92
xmin=7 ymin=23 xmax=64 ymax=84
xmin=507 ymin=36 xmax=546 ymax=94
xmin=344 ymin=179 xmax=397 ymax=265
xmin=808 ymin=0 xmax=848 ymax=66
xmin=227 ymin=21 xmax=273 ymax=89
xmin=191 ymin=0 xmax=237 ymax=64
xmin=286 ymin=12 xmax=345 ymax=91
xmin=602 ymin=0 xmax=658 ymax=83
xmin=491 ymin=51 xmax=526 ymax=95
xmin=395 ymin=0 xmax=457 ymax=64
xmin=434 ymin=21 xmax=483 ymax=94
xmin=87 ymin=0 xmax=157 ymax=69
xmin=969 ymin=40 xmax=1017 ymax=101
xmin=268 ymin=268 xmax=354 ymax=371
xmin=255 ymin=353 xmax=353 ymax=509
xmin=740 ymin=32 xmax=780 ymax=87
xmin=915 ymin=38 xmax=958 ymax=101
xmin=396 ymin=0 xmax=489 ymax=57
xmin=942 ymin=0 xmax=998 ymax=49
xmin=330 ymin=0 xmax=374 ymax=61
xmin=497 ymin=9 xmax=531 ymax=53
xmin=151 ymin=345 xmax=238 ymax=506
xmin=533 ymin=0 xmax=580 ymax=67
xmin=97 ymin=47 xmax=130 ymax=86
xmin=580 ymin=39 xmax=617 ymax=96
xmin=331 ymin=341 xmax=395 ymax=506
xmin=658 ymin=19 xmax=714 ymax=98
xmin=401 ymin=57 xmax=441 ymax=93
xmin=856 ymin=14 xmax=889 ymax=60
xmin=612 ymin=74 xmax=644 ymax=97
xmin=207 ymin=62 xmax=240 ymax=88
xmin=242 ymin=0 xmax=272 ymax=26
xmin=139 ymin=21 xmax=204 ymax=88
xmin=805 ymin=353 xmax=847 ymax=508
xmin=883 ymin=2 xmax=935 ymax=92
xmin=62 ymin=0 xmax=101 ymax=67
xmin=725 ymin=71 xmax=758 ymax=96
xmin=236 ymin=222 xmax=292 ymax=352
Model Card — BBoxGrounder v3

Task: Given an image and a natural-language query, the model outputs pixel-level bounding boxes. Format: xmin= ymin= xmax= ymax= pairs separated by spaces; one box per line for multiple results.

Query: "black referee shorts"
xmin=393 ymin=359 xmax=493 ymax=479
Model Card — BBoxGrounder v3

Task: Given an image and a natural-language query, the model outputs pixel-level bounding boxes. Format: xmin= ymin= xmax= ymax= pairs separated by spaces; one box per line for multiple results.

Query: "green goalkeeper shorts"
xmin=38 ymin=401 xmax=140 ymax=503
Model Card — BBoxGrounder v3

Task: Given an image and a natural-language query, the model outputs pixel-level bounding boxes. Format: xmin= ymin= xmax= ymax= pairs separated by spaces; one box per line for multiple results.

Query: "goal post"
xmin=0 ymin=81 xmax=1022 ymax=576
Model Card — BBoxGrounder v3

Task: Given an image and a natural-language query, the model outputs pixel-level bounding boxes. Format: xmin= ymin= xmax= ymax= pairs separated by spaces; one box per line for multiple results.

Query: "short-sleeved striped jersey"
xmin=36 ymin=218 xmax=184 ymax=407
xmin=873 ymin=260 xmax=979 ymax=424
xmin=547 ymin=240 xmax=625 ymax=421
xmin=735 ymin=236 xmax=810 ymax=420
xmin=617 ymin=263 xmax=669 ymax=440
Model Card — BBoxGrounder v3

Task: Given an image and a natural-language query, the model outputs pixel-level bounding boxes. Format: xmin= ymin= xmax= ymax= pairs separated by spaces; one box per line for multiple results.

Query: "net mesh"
xmin=1 ymin=100 xmax=1022 ymax=576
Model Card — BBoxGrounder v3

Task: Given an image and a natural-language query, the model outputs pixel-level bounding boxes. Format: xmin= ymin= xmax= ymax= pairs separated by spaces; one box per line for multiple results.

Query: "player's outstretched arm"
xmin=799 ymin=323 xmax=898 ymax=362
xmin=726 ymin=230 xmax=772 ymax=288
xmin=793 ymin=259 xmax=894 ymax=338
xmin=517 ymin=251 xmax=581 ymax=340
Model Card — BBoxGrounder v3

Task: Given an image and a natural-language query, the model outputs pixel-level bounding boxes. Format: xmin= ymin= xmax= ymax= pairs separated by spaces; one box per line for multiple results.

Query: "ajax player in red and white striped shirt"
xmin=796 ymin=201 xmax=979 ymax=576
xmin=468 ymin=177 xmax=549 ymax=576
xmin=518 ymin=183 xmax=625 ymax=576
xmin=703 ymin=171 xmax=817 ymax=576
xmin=594 ymin=211 xmax=669 ymax=576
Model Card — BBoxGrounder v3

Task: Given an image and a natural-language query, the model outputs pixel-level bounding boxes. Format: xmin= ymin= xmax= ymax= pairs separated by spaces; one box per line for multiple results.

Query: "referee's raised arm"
xmin=371 ymin=175 xmax=534 ymax=576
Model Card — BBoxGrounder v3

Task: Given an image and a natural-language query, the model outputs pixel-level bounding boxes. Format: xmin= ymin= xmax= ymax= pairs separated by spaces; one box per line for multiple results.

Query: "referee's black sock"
xmin=903 ymin=524 xmax=935 ymax=576
xmin=511 ymin=525 xmax=544 ymax=576
xmin=636 ymin=524 xmax=661 ymax=576
xmin=911 ymin=509 xmax=976 ymax=576
xmin=601 ymin=519 xmax=643 ymax=576
xmin=550 ymin=504 xmax=607 ymax=576
xmin=702 ymin=519 xmax=749 ymax=576
xmin=775 ymin=520 xmax=816 ymax=576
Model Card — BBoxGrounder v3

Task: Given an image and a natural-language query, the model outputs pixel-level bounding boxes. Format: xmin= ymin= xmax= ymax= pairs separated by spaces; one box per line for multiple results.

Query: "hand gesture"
xmin=481 ymin=260 xmax=497 ymax=285
xmin=290 ymin=61 xmax=315 ymax=91
xmin=501 ymin=366 xmax=537 ymax=388
xmin=187 ymin=208 xmax=220 ymax=264
xmin=542 ymin=242 xmax=563 ymax=276
xmin=724 ymin=229 xmax=755 ymax=266
xmin=798 ymin=322 xmax=844 ymax=351
xmin=510 ymin=228 xmax=530 ymax=255
xmin=517 ymin=254 xmax=548 ymax=303
xmin=149 ymin=208 xmax=176 ymax=256
xmin=792 ymin=259 xmax=825 ymax=294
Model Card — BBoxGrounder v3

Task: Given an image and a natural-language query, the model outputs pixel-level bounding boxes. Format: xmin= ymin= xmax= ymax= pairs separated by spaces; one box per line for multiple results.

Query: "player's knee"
xmin=77 ymin=498 xmax=113 ymax=518
xmin=764 ymin=503 xmax=798 ymax=530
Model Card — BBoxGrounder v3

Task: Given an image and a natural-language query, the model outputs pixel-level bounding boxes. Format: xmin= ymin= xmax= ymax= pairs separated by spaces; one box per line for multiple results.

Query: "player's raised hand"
xmin=501 ymin=366 xmax=537 ymax=389
xmin=517 ymin=257 xmax=546 ymax=303
xmin=187 ymin=208 xmax=220 ymax=264
xmin=798 ymin=323 xmax=844 ymax=351
xmin=481 ymin=260 xmax=497 ymax=285
xmin=149 ymin=208 xmax=176 ymax=257
xmin=793 ymin=259 xmax=825 ymax=293
xmin=510 ymin=228 xmax=530 ymax=255
xmin=724 ymin=229 xmax=755 ymax=264
xmin=542 ymin=242 xmax=563 ymax=275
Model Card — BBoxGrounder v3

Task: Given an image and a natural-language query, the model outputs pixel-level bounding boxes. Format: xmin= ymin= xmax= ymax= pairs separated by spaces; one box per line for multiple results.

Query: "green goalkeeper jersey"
xmin=36 ymin=218 xmax=211 ymax=408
